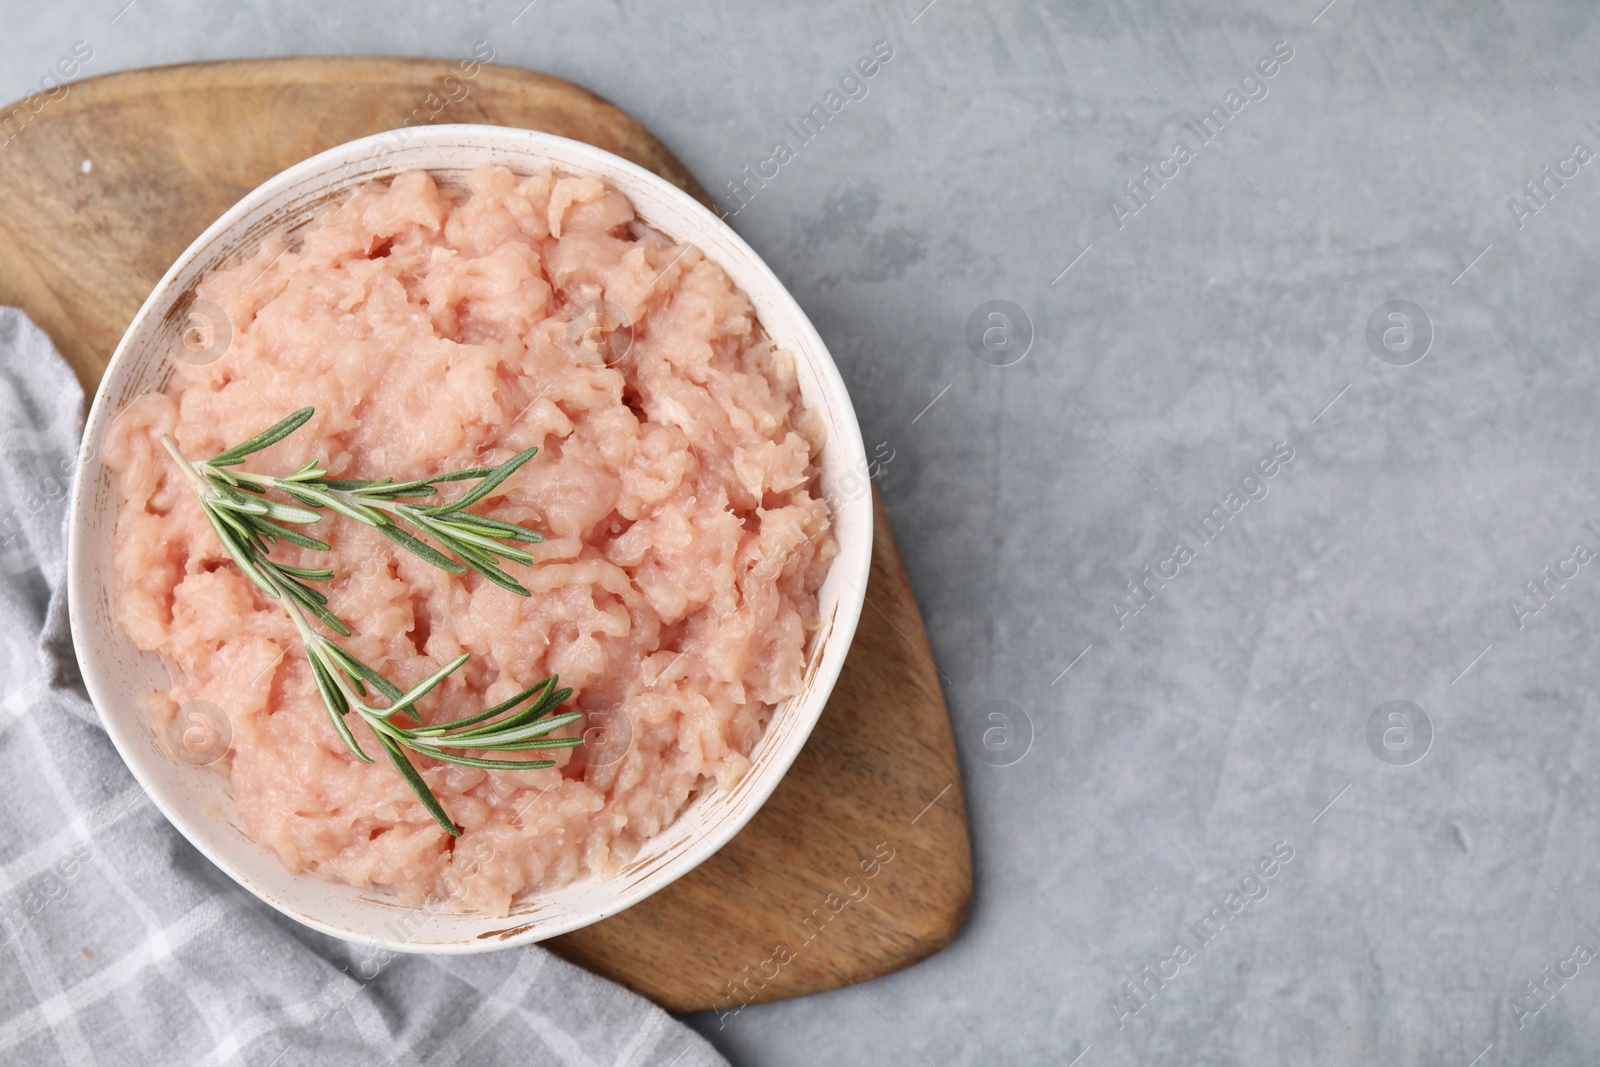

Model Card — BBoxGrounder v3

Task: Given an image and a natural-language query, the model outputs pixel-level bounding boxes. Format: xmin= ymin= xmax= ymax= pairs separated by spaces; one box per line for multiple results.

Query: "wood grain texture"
xmin=0 ymin=57 xmax=970 ymax=1012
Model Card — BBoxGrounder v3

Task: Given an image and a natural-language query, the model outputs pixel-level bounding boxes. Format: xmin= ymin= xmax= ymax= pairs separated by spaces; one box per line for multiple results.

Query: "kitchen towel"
xmin=0 ymin=306 xmax=725 ymax=1067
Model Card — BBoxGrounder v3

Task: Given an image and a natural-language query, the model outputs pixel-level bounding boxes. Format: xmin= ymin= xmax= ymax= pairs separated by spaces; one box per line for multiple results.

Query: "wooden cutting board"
xmin=0 ymin=57 xmax=970 ymax=1012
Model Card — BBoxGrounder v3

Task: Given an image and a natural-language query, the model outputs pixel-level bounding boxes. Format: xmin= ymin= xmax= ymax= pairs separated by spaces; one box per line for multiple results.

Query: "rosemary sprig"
xmin=158 ymin=413 xmax=580 ymax=836
xmin=198 ymin=407 xmax=545 ymax=598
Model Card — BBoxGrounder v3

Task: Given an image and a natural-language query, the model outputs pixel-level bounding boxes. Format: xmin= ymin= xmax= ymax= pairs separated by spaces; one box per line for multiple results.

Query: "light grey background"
xmin=8 ymin=0 xmax=1600 ymax=1063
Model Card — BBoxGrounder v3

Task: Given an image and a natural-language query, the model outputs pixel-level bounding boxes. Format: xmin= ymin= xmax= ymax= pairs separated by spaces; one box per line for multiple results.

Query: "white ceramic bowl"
xmin=67 ymin=125 xmax=871 ymax=952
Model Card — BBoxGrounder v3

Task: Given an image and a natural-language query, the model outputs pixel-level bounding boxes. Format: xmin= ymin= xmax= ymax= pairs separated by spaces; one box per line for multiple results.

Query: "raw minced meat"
xmin=101 ymin=166 xmax=835 ymax=913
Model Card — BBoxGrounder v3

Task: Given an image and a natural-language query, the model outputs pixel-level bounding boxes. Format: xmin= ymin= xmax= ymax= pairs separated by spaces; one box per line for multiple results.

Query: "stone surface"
xmin=8 ymin=1 xmax=1600 ymax=1064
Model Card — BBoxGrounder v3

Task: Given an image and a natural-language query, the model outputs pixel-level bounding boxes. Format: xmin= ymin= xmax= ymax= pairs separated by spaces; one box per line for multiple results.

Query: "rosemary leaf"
xmin=253 ymin=521 xmax=331 ymax=553
xmin=413 ymin=678 xmax=555 ymax=735
xmin=361 ymin=486 xmax=437 ymax=499
xmin=376 ymin=735 xmax=460 ymax=836
xmin=272 ymin=563 xmax=336 ymax=582
xmin=447 ymin=690 xmax=575 ymax=741
xmin=441 ymin=513 xmax=545 ymax=543
xmin=437 ymin=539 xmax=531 ymax=597
xmin=415 ymin=517 xmax=537 ymax=565
xmin=260 ymin=501 xmax=323 ymax=525
xmin=377 ymin=653 xmax=472 ymax=720
xmin=442 ymin=712 xmax=584 ymax=748
xmin=422 ymin=466 xmax=502 ymax=483
xmin=404 ymin=752 xmax=560 ymax=772
xmin=419 ymin=447 xmax=538 ymax=516
xmin=376 ymin=524 xmax=468 ymax=574
xmin=208 ymin=407 xmax=315 ymax=466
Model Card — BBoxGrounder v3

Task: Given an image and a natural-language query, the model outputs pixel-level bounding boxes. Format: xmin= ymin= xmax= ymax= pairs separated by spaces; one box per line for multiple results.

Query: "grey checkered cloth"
xmin=0 ymin=308 xmax=727 ymax=1067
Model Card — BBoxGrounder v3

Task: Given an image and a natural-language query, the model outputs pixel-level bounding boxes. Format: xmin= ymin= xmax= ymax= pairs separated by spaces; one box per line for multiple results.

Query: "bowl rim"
xmin=66 ymin=123 xmax=872 ymax=952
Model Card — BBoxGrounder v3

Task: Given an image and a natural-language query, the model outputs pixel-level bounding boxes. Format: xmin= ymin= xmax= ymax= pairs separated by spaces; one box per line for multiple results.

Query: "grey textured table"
xmin=8 ymin=1 xmax=1600 ymax=1064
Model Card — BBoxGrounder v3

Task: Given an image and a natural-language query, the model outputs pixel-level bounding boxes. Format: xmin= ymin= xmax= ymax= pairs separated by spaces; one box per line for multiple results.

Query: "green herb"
xmin=159 ymin=409 xmax=580 ymax=836
xmin=197 ymin=406 xmax=544 ymax=598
